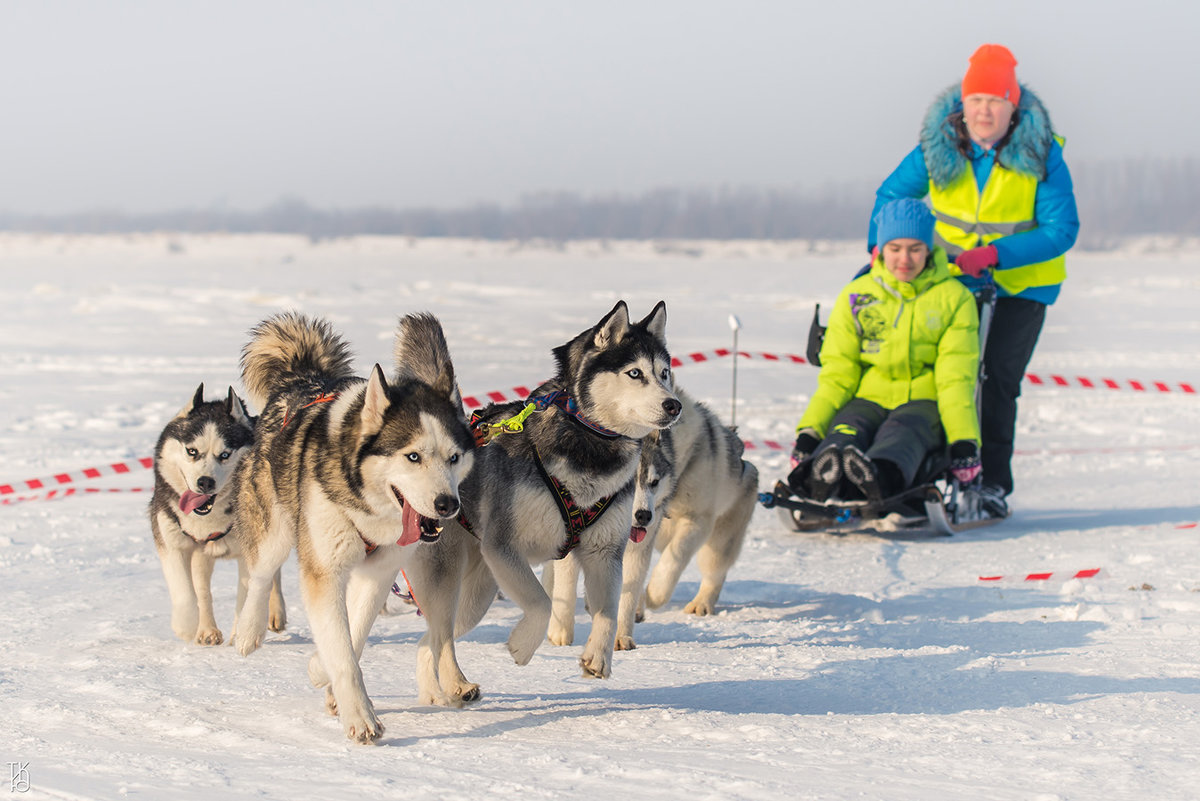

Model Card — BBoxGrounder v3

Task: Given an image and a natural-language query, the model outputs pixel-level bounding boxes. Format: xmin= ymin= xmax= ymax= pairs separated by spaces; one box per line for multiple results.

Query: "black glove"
xmin=790 ymin=428 xmax=821 ymax=470
xmin=948 ymin=440 xmax=981 ymax=483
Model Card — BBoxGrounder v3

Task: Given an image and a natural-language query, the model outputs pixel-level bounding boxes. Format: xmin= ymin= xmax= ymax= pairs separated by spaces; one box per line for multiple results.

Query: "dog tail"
xmin=393 ymin=312 xmax=462 ymax=411
xmin=240 ymin=311 xmax=355 ymax=410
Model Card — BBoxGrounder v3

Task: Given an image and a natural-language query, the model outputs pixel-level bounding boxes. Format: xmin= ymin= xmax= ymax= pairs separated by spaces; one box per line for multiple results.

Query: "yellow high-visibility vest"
xmin=928 ymin=153 xmax=1066 ymax=297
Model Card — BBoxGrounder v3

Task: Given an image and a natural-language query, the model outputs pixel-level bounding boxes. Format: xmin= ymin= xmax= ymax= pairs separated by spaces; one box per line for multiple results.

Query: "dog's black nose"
xmin=634 ymin=508 xmax=653 ymax=527
xmin=196 ymin=476 xmax=216 ymax=493
xmin=433 ymin=494 xmax=459 ymax=518
xmin=662 ymin=398 xmax=682 ymax=417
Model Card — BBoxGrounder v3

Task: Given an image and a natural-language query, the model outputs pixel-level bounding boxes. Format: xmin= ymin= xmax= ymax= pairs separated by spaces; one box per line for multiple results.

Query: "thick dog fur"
xmin=548 ymin=388 xmax=759 ymax=651
xmin=149 ymin=384 xmax=285 ymax=645
xmin=229 ymin=311 xmax=474 ymax=743
xmin=404 ymin=300 xmax=680 ymax=706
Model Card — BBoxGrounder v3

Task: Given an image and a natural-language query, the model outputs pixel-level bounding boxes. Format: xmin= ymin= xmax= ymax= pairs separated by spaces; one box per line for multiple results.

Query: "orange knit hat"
xmin=961 ymin=44 xmax=1020 ymax=105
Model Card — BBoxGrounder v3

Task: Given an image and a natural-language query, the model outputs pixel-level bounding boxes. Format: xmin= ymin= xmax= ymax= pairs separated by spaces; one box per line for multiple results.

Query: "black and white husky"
xmin=614 ymin=389 xmax=758 ymax=649
xmin=229 ymin=311 xmax=475 ymax=743
xmin=545 ymin=388 xmax=757 ymax=650
xmin=404 ymin=301 xmax=680 ymax=705
xmin=149 ymin=384 xmax=285 ymax=645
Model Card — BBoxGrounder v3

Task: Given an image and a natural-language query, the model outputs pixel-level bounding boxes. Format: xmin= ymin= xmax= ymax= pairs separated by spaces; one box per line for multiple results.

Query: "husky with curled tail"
xmin=405 ymin=301 xmax=680 ymax=706
xmin=229 ymin=311 xmax=474 ymax=744
xmin=149 ymin=383 xmax=285 ymax=646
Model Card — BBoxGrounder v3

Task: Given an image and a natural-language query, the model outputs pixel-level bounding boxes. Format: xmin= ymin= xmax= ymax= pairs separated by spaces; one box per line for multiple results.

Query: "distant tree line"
xmin=1 ymin=158 xmax=1196 ymax=247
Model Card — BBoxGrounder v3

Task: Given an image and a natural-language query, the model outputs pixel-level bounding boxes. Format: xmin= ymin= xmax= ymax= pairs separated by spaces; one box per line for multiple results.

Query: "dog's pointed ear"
xmin=176 ymin=383 xmax=205 ymax=419
xmin=361 ymin=365 xmax=390 ymax=437
xmin=226 ymin=387 xmax=251 ymax=425
xmin=638 ymin=301 xmax=668 ymax=346
xmin=432 ymin=360 xmax=462 ymax=410
xmin=593 ymin=301 xmax=631 ymax=349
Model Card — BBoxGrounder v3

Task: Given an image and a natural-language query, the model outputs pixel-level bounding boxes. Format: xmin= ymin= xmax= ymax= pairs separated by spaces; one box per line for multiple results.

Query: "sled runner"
xmin=760 ymin=471 xmax=1007 ymax=537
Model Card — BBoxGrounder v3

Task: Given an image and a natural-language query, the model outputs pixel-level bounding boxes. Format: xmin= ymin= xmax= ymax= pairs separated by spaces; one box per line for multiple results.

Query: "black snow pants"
xmin=980 ymin=296 xmax=1046 ymax=496
xmin=811 ymin=398 xmax=943 ymax=490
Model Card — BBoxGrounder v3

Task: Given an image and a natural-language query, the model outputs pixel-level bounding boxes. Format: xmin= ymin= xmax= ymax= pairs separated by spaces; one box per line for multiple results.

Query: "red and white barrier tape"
xmin=979 ymin=568 xmax=1101 ymax=582
xmin=1024 ymin=374 xmax=1195 ymax=394
xmin=0 ymin=457 xmax=154 ymax=497
xmin=1 ymin=486 xmax=149 ymax=506
xmin=1 ymin=347 xmax=1194 ymax=504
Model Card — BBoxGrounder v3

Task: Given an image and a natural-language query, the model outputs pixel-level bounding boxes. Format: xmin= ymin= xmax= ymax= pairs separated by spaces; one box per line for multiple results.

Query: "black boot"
xmin=841 ymin=446 xmax=882 ymax=504
xmin=807 ymin=447 xmax=842 ymax=501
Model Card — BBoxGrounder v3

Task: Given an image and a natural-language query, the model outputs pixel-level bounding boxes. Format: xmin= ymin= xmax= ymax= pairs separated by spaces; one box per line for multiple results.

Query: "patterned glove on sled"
xmin=949 ymin=440 xmax=982 ymax=484
xmin=790 ymin=428 xmax=822 ymax=470
xmin=955 ymin=245 xmax=998 ymax=278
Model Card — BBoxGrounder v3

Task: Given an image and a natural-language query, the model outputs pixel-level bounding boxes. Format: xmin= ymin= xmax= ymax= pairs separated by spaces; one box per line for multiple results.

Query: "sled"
xmin=759 ymin=473 xmax=1007 ymax=537
xmin=770 ymin=280 xmax=1002 ymax=537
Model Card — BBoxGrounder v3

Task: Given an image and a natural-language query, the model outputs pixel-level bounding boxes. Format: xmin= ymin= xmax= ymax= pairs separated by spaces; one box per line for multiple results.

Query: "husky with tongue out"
xmin=228 ymin=311 xmax=474 ymax=744
xmin=149 ymin=383 xmax=285 ymax=646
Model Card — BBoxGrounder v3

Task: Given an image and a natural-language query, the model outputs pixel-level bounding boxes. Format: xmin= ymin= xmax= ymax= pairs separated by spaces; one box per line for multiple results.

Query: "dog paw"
xmin=419 ymin=682 xmax=482 ymax=709
xmin=614 ymin=634 xmax=637 ymax=651
xmin=578 ymin=646 xmax=612 ymax=679
xmin=233 ymin=630 xmax=264 ymax=656
xmin=507 ymin=617 xmax=546 ymax=665
xmin=634 ymin=609 xmax=645 ymax=624
xmin=324 ymin=687 xmax=339 ymax=717
xmin=684 ymin=598 xmax=716 ymax=616
xmin=342 ymin=706 xmax=383 ymax=744
xmin=194 ymin=627 xmax=224 ymax=646
xmin=171 ymin=612 xmax=199 ymax=643
xmin=546 ymin=622 xmax=574 ymax=647
xmin=268 ymin=609 xmax=287 ymax=633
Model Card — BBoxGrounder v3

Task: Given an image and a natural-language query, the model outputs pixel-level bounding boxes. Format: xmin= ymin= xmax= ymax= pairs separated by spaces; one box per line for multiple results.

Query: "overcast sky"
xmin=0 ymin=0 xmax=1190 ymax=214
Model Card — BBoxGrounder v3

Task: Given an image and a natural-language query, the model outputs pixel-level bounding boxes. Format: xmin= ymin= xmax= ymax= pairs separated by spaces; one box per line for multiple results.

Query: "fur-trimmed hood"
xmin=920 ymin=83 xmax=1056 ymax=189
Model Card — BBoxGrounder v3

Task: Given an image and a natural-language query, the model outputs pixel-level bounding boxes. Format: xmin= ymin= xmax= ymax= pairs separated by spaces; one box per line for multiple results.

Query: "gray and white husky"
xmin=149 ymin=384 xmax=286 ymax=646
xmin=229 ymin=311 xmax=475 ymax=744
xmin=405 ymin=300 xmax=680 ymax=706
xmin=548 ymin=388 xmax=759 ymax=651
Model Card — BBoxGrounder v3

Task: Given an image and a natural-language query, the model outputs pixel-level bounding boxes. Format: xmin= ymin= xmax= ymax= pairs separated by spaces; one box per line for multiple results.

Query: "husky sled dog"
xmin=149 ymin=384 xmax=286 ymax=645
xmin=229 ymin=311 xmax=475 ymax=743
xmin=406 ymin=301 xmax=680 ymax=702
xmin=548 ymin=388 xmax=758 ymax=651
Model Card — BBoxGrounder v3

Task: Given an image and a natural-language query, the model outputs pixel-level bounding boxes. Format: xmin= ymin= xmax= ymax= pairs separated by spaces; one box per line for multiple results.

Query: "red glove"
xmin=955 ymin=245 xmax=998 ymax=278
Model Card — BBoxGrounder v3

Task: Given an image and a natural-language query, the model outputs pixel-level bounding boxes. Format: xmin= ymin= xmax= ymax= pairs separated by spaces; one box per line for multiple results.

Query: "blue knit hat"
xmin=874 ymin=198 xmax=935 ymax=249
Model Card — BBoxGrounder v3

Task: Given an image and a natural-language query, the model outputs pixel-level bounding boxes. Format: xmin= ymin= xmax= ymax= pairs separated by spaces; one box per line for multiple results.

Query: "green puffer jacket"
xmin=797 ymin=247 xmax=981 ymax=445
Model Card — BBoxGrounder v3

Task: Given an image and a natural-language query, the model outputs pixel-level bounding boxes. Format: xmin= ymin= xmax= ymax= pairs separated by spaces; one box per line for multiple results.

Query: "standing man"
xmin=868 ymin=44 xmax=1079 ymax=519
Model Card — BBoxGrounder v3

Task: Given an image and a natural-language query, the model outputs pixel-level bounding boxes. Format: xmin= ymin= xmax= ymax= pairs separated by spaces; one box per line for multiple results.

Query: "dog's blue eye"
xmin=449 ymin=454 xmax=459 ymax=464
xmin=406 ymin=453 xmax=421 ymax=463
xmin=627 ymin=368 xmax=642 ymax=379
xmin=661 ymin=368 xmax=670 ymax=381
xmin=217 ymin=451 xmax=231 ymax=462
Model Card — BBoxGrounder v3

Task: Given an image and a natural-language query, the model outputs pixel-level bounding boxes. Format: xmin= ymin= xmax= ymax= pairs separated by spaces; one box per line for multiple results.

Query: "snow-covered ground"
xmin=2 ymin=234 xmax=1198 ymax=800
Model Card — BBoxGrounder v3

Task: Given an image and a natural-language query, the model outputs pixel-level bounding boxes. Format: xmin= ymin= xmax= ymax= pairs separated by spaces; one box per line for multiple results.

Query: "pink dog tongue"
xmin=398 ymin=503 xmax=423 ymax=546
xmin=179 ymin=491 xmax=213 ymax=515
xmin=630 ymin=526 xmax=646 ymax=544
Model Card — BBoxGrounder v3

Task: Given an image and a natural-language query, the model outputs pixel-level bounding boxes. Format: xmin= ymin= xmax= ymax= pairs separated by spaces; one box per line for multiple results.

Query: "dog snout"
xmin=433 ymin=493 xmax=459 ymax=518
xmin=662 ymin=397 xmax=682 ymax=418
xmin=196 ymin=475 xmax=216 ymax=494
xmin=634 ymin=508 xmax=653 ymax=527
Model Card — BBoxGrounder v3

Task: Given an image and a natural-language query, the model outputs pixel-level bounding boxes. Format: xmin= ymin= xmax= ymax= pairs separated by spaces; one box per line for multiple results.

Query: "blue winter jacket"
xmin=868 ymin=86 xmax=1080 ymax=305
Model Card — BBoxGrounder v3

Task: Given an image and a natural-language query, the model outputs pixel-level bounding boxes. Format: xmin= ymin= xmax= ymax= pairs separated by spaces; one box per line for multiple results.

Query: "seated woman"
xmin=789 ymin=198 xmax=982 ymax=503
